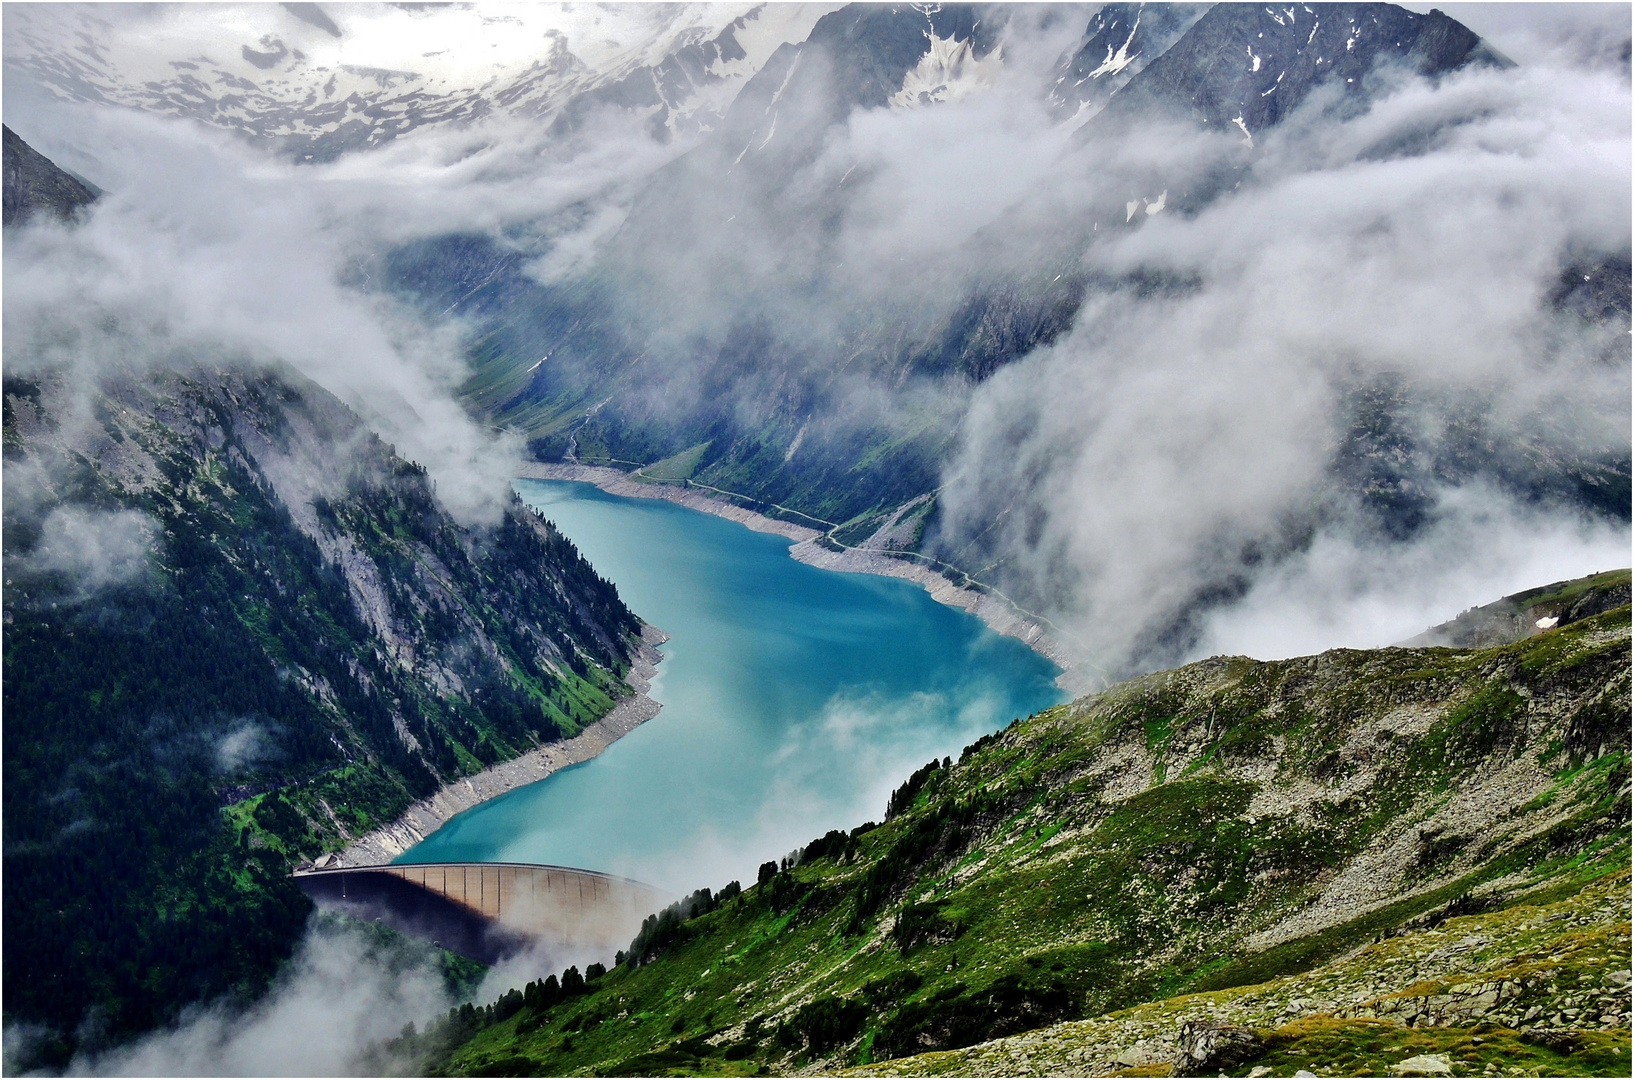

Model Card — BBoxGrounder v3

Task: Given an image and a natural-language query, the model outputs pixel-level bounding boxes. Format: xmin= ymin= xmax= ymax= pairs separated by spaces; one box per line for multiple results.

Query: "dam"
xmin=293 ymin=862 xmax=668 ymax=965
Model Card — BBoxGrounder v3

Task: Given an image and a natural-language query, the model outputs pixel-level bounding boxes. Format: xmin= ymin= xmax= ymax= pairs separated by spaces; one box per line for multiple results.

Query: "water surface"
xmin=399 ymin=479 xmax=1063 ymax=893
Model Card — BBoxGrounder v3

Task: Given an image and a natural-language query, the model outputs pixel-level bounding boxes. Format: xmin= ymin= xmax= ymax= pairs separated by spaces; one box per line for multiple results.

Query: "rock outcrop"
xmin=2 ymin=125 xmax=97 ymax=226
xmin=1172 ymin=1019 xmax=1264 ymax=1076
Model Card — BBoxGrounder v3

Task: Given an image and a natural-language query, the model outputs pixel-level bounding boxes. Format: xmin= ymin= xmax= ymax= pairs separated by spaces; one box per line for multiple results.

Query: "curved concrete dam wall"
xmin=293 ymin=862 xmax=668 ymax=965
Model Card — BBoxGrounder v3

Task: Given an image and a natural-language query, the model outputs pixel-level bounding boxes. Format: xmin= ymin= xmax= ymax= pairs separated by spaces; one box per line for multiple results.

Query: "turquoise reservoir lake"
xmin=398 ymin=479 xmax=1064 ymax=894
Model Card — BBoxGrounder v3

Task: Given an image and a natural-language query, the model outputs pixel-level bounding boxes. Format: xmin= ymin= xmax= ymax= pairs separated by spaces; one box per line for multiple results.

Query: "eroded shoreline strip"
xmin=515 ymin=462 xmax=1093 ymax=694
xmin=515 ymin=462 xmax=821 ymax=542
xmin=327 ymin=622 xmax=669 ymax=868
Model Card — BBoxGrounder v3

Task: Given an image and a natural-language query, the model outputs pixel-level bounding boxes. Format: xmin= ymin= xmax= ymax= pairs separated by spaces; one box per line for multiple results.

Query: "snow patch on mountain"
xmin=1086 ymin=13 xmax=1143 ymax=79
xmin=1050 ymin=3 xmax=1209 ymax=124
xmin=889 ymin=32 xmax=1003 ymax=110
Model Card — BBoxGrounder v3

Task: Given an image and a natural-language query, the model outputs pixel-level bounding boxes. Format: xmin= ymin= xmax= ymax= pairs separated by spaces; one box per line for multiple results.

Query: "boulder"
xmin=1171 ymin=1020 xmax=1263 ymax=1077
xmin=1522 ymin=1028 xmax=1588 ymax=1053
xmin=1390 ymin=1054 xmax=1453 ymax=1076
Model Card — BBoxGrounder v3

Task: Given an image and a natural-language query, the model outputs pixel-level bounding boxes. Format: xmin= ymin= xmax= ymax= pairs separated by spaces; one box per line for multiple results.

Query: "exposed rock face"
xmin=1172 ymin=1020 xmax=1264 ymax=1076
xmin=1051 ymin=2 xmax=1209 ymax=119
xmin=706 ymin=2 xmax=1001 ymax=161
xmin=6 ymin=363 xmax=644 ymax=789
xmin=2 ymin=125 xmax=98 ymax=226
xmin=1552 ymin=256 xmax=1634 ymax=325
xmin=1096 ymin=2 xmax=1511 ymax=139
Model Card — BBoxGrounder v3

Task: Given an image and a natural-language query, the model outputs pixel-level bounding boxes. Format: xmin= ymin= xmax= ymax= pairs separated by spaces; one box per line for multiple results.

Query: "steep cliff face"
xmin=417 ymin=573 xmax=1629 ymax=1077
xmin=1050 ymin=2 xmax=1211 ymax=120
xmin=1 ymin=363 xmax=642 ymax=1060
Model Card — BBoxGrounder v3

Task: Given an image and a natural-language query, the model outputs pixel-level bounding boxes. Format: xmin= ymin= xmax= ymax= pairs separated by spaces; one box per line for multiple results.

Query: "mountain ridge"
xmin=1092 ymin=2 xmax=1513 ymax=142
xmin=2 ymin=123 xmax=98 ymax=225
xmin=3 ymin=3 xmax=839 ymax=161
xmin=0 ymin=125 xmax=671 ymax=1070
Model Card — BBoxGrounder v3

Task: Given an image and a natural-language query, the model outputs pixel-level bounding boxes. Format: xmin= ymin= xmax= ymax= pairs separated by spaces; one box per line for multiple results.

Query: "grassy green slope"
xmin=850 ymin=868 xmax=1631 ymax=1077
xmin=416 ymin=574 xmax=1629 ymax=1077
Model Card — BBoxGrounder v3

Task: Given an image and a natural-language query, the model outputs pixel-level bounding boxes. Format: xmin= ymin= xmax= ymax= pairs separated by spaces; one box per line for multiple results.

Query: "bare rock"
xmin=1113 ymin=1038 xmax=1169 ymax=1068
xmin=1172 ymin=1020 xmax=1263 ymax=1077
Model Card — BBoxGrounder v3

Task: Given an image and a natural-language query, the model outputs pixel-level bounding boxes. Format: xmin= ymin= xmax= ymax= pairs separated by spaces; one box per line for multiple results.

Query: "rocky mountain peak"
xmin=714 ymin=3 xmax=1001 ymax=167
xmin=1099 ymin=2 xmax=1513 ymax=141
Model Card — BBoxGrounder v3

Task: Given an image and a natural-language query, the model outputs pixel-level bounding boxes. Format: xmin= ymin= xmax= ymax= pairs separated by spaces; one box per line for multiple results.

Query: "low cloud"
xmin=1 ymin=96 xmax=688 ymax=527
xmin=1409 ymin=3 xmax=1634 ymax=70
xmin=215 ymin=722 xmax=275 ymax=774
xmin=63 ymin=917 xmax=452 ymax=1077
xmin=1 ymin=9 xmax=1627 ymax=1071
xmin=17 ymin=505 xmax=158 ymax=592
xmin=8 ymin=1 xmax=1622 ymax=665
xmin=936 ymin=53 xmax=1631 ymax=674
xmin=1193 ymin=485 xmax=1633 ymax=660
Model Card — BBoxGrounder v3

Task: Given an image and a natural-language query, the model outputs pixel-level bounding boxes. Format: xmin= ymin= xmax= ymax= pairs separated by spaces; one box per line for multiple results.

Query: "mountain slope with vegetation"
xmin=1 ymin=362 xmax=644 ymax=1066
xmin=849 ymin=867 xmax=1630 ymax=1077
xmin=414 ymin=572 xmax=1630 ymax=1077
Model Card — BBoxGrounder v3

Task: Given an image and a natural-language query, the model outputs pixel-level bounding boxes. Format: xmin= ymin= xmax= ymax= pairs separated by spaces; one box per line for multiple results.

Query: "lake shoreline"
xmin=514 ymin=462 xmax=820 ymax=541
xmin=515 ymin=462 xmax=1093 ymax=694
xmin=321 ymin=621 xmax=669 ymax=869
